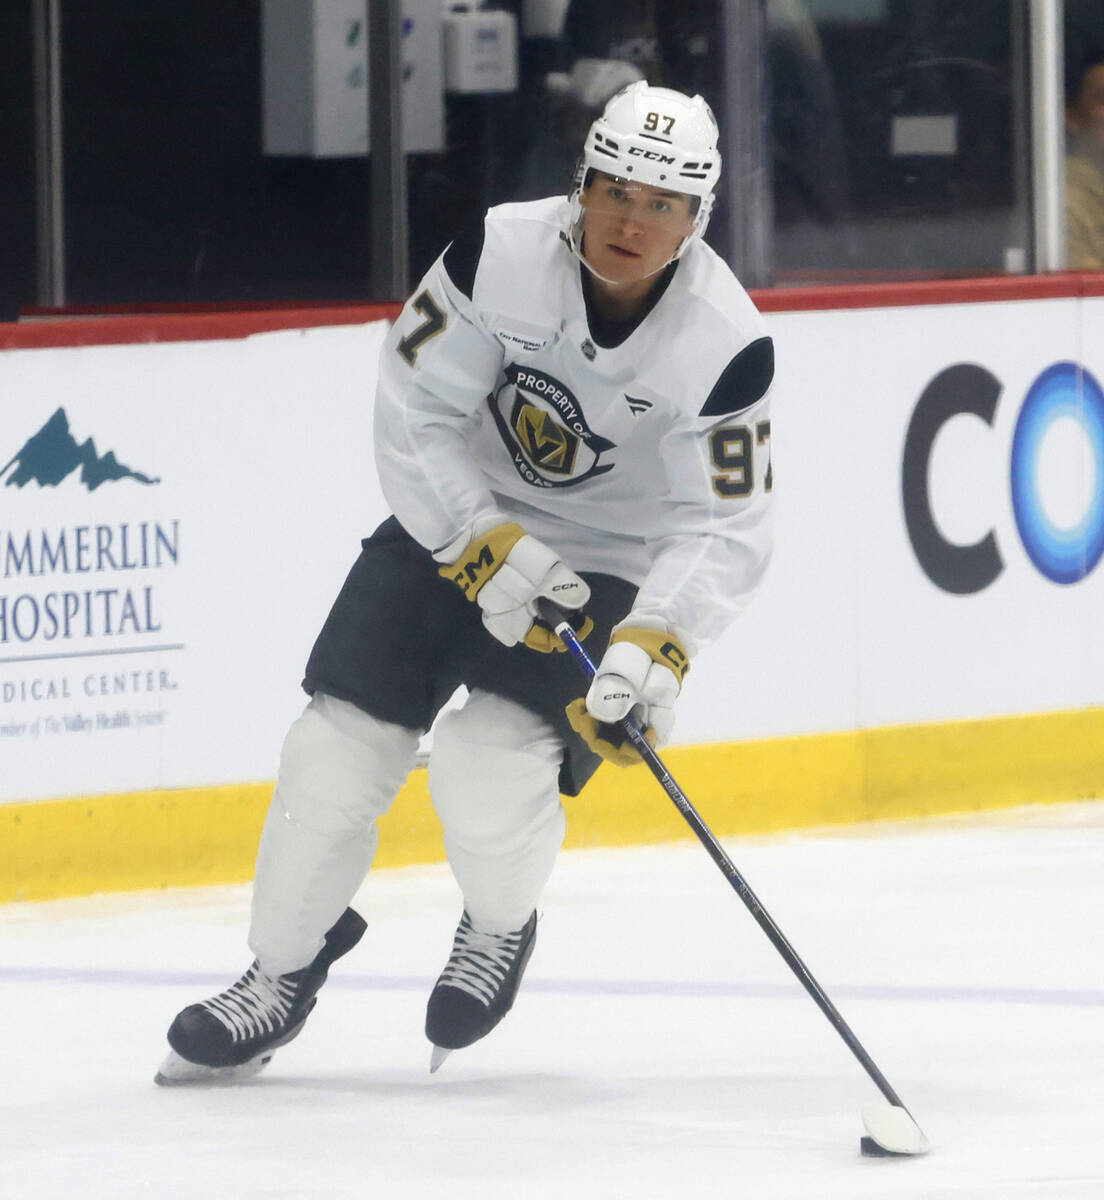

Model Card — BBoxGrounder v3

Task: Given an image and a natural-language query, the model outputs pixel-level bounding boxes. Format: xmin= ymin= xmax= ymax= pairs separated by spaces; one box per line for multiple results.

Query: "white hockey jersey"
xmin=374 ymin=197 xmax=774 ymax=653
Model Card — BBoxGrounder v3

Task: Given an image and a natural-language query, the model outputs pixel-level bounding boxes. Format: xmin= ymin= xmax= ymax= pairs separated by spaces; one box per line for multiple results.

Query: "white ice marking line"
xmin=2 ymin=965 xmax=1102 ymax=1008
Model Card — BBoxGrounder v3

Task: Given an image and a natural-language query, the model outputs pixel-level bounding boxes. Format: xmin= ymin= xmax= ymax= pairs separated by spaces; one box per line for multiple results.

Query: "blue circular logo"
xmin=1010 ymin=361 xmax=1104 ymax=584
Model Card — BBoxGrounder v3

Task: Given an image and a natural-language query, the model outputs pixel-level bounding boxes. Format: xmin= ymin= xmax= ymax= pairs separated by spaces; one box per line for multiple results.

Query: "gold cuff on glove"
xmin=609 ymin=627 xmax=690 ymax=682
xmin=565 ymin=697 xmax=656 ymax=767
xmin=437 ymin=522 xmax=526 ymax=601
xmin=525 ymin=614 xmax=595 ymax=654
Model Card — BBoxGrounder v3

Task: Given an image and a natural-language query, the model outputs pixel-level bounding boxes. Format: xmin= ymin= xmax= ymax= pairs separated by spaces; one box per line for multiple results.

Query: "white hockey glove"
xmin=436 ymin=518 xmax=593 ymax=652
xmin=565 ymin=619 xmax=690 ymax=767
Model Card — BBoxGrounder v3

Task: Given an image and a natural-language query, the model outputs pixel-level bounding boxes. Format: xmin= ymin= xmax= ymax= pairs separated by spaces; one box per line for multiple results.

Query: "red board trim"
xmin=5 ymin=274 xmax=1104 ymax=350
xmin=0 ymin=304 xmax=402 ymax=351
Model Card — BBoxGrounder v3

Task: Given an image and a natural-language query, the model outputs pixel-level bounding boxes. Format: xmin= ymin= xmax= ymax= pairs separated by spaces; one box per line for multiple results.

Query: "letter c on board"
xmin=901 ymin=363 xmax=1004 ymax=595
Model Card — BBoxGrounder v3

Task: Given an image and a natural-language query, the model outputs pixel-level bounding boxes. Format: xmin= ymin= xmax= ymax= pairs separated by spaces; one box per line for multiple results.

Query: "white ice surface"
xmin=3 ymin=802 xmax=1103 ymax=1200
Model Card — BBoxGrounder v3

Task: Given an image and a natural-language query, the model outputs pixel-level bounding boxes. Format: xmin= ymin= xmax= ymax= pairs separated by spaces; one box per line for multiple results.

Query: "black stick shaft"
xmin=544 ymin=601 xmax=910 ymax=1112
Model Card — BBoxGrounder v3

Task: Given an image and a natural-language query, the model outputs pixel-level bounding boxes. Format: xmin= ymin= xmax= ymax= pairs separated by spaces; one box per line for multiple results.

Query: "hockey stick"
xmin=539 ymin=599 xmax=929 ymax=1158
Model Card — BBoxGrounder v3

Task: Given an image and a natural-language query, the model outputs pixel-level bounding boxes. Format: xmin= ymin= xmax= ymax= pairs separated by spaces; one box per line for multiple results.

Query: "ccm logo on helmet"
xmin=628 ymin=147 xmax=676 ymax=164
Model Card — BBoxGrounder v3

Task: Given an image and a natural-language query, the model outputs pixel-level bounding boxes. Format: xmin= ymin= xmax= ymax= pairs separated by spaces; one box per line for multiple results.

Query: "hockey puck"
xmin=860 ymin=1136 xmax=902 ymax=1158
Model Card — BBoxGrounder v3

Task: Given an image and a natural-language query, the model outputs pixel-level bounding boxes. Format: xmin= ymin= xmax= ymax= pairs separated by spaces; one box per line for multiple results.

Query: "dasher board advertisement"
xmin=0 ymin=323 xmax=389 ymax=804
xmin=5 ymin=290 xmax=1104 ymax=805
xmin=680 ymin=293 xmax=1104 ymax=744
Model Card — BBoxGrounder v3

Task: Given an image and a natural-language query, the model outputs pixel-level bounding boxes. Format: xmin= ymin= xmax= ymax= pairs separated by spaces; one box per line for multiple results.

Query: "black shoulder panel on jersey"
xmin=442 ymin=212 xmax=487 ymax=300
xmin=698 ymin=336 xmax=775 ymax=418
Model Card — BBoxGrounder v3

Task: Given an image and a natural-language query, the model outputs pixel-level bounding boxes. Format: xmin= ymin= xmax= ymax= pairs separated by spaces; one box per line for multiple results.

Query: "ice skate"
xmin=155 ymin=906 xmax=366 ymax=1086
xmin=425 ymin=910 xmax=537 ymax=1071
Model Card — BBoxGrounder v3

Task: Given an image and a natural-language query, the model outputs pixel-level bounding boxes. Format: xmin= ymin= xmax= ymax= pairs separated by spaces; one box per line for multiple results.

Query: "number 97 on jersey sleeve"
xmin=397 ymin=290 xmax=447 ymax=366
xmin=709 ymin=420 xmax=772 ymax=498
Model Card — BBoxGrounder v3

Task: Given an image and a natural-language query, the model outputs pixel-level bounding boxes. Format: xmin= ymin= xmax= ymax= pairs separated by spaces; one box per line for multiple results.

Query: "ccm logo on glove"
xmin=565 ymin=624 xmax=690 ymax=766
xmin=442 ymin=522 xmax=524 ymax=601
xmin=655 ymin=639 xmax=689 ymax=682
xmin=437 ymin=519 xmax=593 ymax=652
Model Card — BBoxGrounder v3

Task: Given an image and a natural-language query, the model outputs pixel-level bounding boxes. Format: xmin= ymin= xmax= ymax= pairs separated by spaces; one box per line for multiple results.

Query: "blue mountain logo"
xmin=1 ymin=408 xmax=160 ymax=492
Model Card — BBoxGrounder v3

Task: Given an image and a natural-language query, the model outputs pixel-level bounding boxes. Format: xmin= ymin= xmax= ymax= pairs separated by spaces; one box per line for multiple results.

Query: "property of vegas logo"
xmin=0 ymin=408 xmax=180 ymax=653
xmin=487 ymin=365 xmax=615 ymax=488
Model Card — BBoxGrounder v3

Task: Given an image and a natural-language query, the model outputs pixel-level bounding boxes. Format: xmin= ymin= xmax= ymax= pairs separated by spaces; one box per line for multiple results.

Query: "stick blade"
xmin=860 ymin=1102 xmax=930 ymax=1156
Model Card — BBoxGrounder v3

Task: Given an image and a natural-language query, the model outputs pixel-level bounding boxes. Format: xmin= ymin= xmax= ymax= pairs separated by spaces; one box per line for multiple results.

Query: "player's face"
xmin=580 ymin=173 xmax=696 ymax=290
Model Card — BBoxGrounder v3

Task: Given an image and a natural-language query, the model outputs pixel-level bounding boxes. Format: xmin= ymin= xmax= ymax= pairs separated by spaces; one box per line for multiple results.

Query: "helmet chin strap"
xmin=577 ymin=244 xmax=675 ymax=287
xmin=566 ymin=216 xmax=688 ymax=288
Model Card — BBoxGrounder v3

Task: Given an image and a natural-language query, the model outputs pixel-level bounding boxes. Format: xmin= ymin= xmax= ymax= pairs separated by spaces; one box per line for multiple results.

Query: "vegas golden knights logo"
xmin=511 ymin=400 xmax=579 ymax=475
xmin=488 ymin=365 xmax=615 ymax=489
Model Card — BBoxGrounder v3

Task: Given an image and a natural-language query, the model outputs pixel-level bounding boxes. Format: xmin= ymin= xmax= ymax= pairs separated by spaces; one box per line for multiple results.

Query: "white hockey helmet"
xmin=566 ymin=81 xmax=722 ymax=276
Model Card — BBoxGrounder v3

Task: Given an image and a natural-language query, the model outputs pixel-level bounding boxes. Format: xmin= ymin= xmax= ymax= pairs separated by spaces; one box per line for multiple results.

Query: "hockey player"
xmin=156 ymin=82 xmax=774 ymax=1084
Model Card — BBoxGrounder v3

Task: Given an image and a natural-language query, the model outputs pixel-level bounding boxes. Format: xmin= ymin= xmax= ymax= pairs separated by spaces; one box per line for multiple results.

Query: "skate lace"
xmin=438 ymin=915 xmax=523 ymax=1008
xmin=200 ymin=963 xmax=300 ymax=1043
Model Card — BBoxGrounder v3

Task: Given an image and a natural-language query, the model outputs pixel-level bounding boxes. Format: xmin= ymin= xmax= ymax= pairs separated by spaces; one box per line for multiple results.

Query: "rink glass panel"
xmin=0 ymin=2 xmax=1094 ymax=317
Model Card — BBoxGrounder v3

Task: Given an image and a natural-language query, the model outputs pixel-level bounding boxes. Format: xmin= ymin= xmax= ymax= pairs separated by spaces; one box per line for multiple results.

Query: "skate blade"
xmin=429 ymin=1045 xmax=452 ymax=1074
xmin=154 ymin=1048 xmax=275 ymax=1087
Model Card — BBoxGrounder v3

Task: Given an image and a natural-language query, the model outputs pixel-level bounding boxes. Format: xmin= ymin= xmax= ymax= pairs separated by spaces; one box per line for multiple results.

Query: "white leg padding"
xmin=429 ymin=689 xmax=565 ymax=934
xmin=250 ymin=692 xmax=419 ymax=976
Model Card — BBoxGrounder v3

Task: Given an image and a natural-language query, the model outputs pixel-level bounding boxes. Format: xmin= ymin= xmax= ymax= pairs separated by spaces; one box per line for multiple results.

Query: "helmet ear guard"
xmin=565 ymin=82 xmax=722 ymax=280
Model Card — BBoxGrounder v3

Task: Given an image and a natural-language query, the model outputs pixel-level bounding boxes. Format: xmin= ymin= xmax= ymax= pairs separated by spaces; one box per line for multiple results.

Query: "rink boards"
xmin=3 ymin=278 xmax=1104 ymax=900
